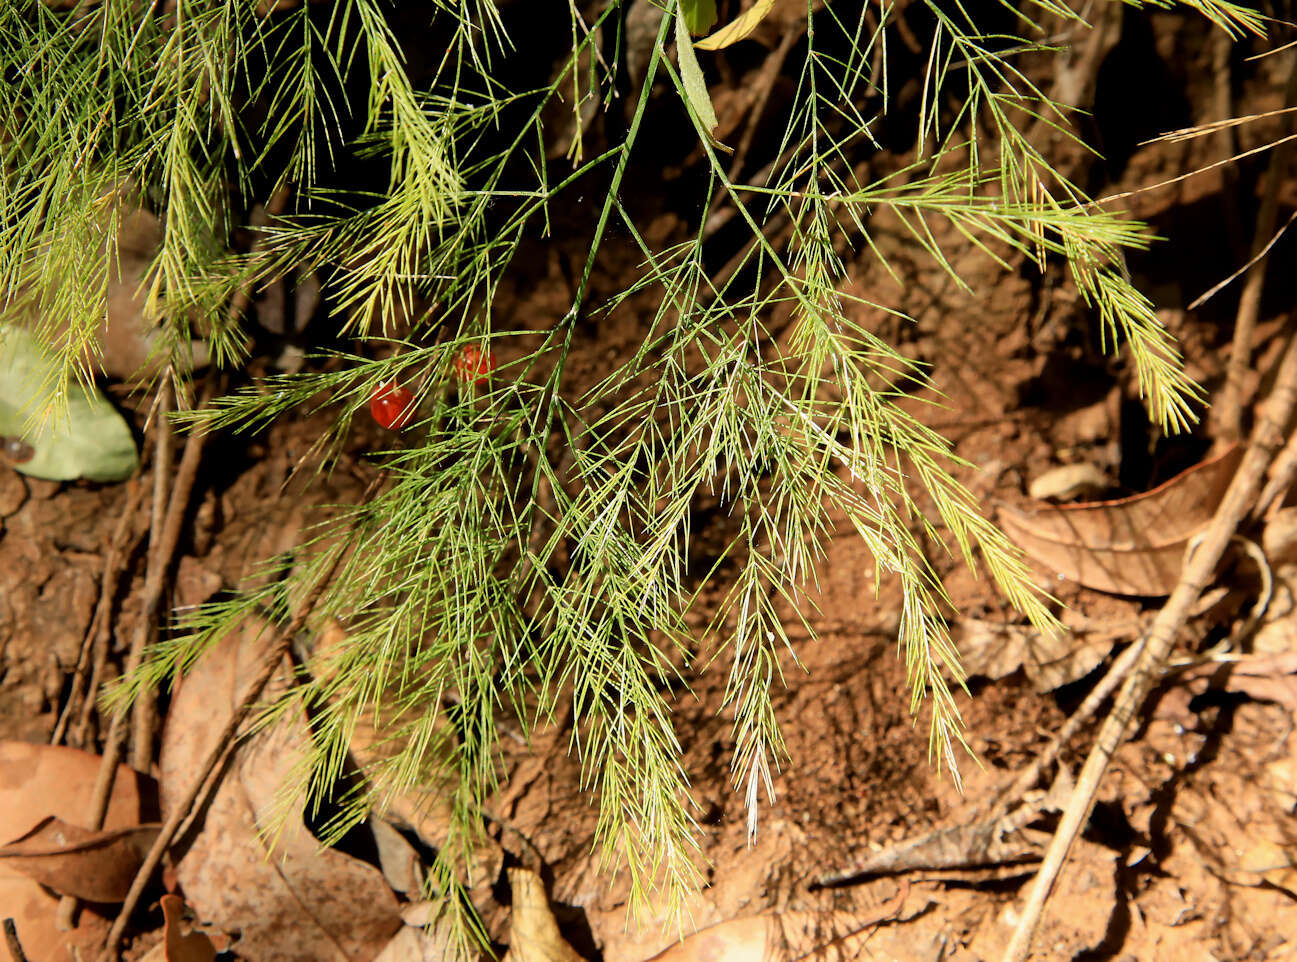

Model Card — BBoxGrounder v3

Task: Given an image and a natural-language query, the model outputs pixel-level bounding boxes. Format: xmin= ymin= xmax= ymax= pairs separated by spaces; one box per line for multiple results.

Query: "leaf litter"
xmin=0 ymin=741 xmax=152 ymax=961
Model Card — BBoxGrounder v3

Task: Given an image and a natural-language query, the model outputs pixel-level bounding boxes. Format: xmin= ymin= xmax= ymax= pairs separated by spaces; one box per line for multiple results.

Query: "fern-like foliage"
xmin=6 ymin=0 xmax=1262 ymax=952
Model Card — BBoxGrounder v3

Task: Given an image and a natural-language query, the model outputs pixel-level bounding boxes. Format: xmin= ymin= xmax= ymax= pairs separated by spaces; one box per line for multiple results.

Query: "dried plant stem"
xmin=98 ymin=550 xmax=345 ymax=962
xmin=1210 ymin=29 xmax=1246 ymax=264
xmin=119 ymin=400 xmax=211 ymax=772
xmin=132 ymin=380 xmax=174 ymax=771
xmin=1255 ymin=424 xmax=1297 ymax=518
xmin=227 ymin=184 xmax=292 ymax=325
xmin=3 ymin=918 xmax=31 ymax=962
xmin=1216 ymin=52 xmax=1297 ymax=443
xmin=982 ymin=637 xmax=1146 ymax=822
xmin=1002 ymin=323 xmax=1297 ymax=962
xmin=51 ymin=479 xmax=147 ymax=748
xmin=76 ymin=528 xmax=148 ymax=747
xmin=725 ymin=30 xmax=798 ymax=183
xmin=62 ymin=386 xmax=211 ymax=930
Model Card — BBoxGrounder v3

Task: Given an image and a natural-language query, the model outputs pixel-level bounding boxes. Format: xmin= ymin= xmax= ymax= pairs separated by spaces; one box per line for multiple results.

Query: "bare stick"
xmin=62 ymin=386 xmax=212 ymax=931
xmin=3 ymin=919 xmax=30 ymax=962
xmin=981 ymin=636 xmax=1145 ymax=822
xmin=98 ymin=550 xmax=345 ymax=962
xmin=52 ymin=479 xmax=147 ymax=747
xmin=133 ymin=379 xmax=174 ymax=771
xmin=1002 ymin=324 xmax=1297 ymax=962
xmin=1255 ymin=424 xmax=1297 ymax=518
xmin=1216 ymin=52 xmax=1297 ymax=443
xmin=725 ymin=30 xmax=798 ymax=184
xmin=1209 ymin=29 xmax=1247 ymax=265
xmin=75 ymin=523 xmax=148 ymax=746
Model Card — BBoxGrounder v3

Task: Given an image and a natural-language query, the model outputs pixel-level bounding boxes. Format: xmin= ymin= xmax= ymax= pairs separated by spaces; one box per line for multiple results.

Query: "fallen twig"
xmin=51 ymin=479 xmax=147 ymax=748
xmin=3 ymin=918 xmax=30 ymax=962
xmin=982 ymin=638 xmax=1145 ymax=823
xmin=62 ymin=381 xmax=212 ymax=931
xmin=1002 ymin=321 xmax=1297 ymax=962
xmin=133 ymin=378 xmax=174 ymax=772
xmin=1255 ymin=424 xmax=1297 ymax=518
xmin=726 ymin=30 xmax=798 ymax=183
xmin=1215 ymin=51 xmax=1297 ymax=442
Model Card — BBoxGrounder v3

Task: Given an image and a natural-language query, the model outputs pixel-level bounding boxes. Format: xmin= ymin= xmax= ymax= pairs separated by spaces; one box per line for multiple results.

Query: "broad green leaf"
xmin=674 ymin=5 xmax=730 ymax=152
xmin=695 ymin=0 xmax=778 ymax=50
xmin=0 ymin=326 xmax=138 ymax=482
xmin=679 ymin=0 xmax=717 ymax=35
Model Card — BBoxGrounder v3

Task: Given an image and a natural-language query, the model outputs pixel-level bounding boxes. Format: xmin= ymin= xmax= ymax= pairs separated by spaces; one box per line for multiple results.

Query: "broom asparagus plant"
xmin=0 ymin=0 xmax=1264 ymax=952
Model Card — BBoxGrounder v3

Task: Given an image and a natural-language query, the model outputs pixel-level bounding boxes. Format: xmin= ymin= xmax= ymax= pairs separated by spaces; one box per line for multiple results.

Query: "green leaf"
xmin=674 ymin=4 xmax=730 ymax=152
xmin=0 ymin=326 xmax=139 ymax=483
xmin=695 ymin=0 xmax=778 ymax=50
xmin=679 ymin=0 xmax=718 ymax=35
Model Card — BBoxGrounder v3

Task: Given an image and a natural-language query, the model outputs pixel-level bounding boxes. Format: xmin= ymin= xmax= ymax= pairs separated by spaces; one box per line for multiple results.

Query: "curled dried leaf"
xmin=999 ymin=444 xmax=1242 ymax=595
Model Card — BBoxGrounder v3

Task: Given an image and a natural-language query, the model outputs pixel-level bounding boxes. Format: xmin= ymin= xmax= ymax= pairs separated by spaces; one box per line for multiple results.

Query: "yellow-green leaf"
xmin=0 ymin=326 xmax=138 ymax=483
xmin=679 ymin=0 xmax=718 ymax=35
xmin=695 ymin=0 xmax=778 ymax=50
xmin=674 ymin=4 xmax=731 ymax=152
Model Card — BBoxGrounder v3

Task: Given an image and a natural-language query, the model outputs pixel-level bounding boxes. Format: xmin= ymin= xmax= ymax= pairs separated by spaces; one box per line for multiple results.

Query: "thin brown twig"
xmin=1095 ymin=131 xmax=1297 ymax=208
xmin=3 ymin=918 xmax=30 ymax=962
xmin=979 ymin=637 xmax=1146 ymax=822
xmin=98 ymin=544 xmax=350 ymax=962
xmin=66 ymin=184 xmax=292 ymax=932
xmin=1189 ymin=209 xmax=1297 ymax=312
xmin=1210 ymin=28 xmax=1247 ymax=266
xmin=51 ymin=479 xmax=147 ymax=747
xmin=1255 ymin=424 xmax=1297 ymax=518
xmin=62 ymin=382 xmax=213 ymax=931
xmin=133 ymin=379 xmax=174 ymax=771
xmin=225 ymin=184 xmax=293 ymax=327
xmin=725 ymin=30 xmax=798 ymax=184
xmin=75 ymin=527 xmax=148 ymax=746
xmin=1216 ymin=52 xmax=1297 ymax=443
xmin=1002 ymin=321 xmax=1297 ymax=962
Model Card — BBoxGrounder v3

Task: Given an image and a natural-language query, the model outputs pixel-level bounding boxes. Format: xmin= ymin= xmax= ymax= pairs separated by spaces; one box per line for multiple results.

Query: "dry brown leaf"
xmin=646 ymin=884 xmax=917 ymax=962
xmin=954 ymin=618 xmax=1114 ymax=691
xmin=817 ymin=817 xmax=1048 ymax=884
xmin=0 ymin=816 xmax=159 ymax=902
xmin=0 ymin=741 xmax=150 ymax=961
xmin=502 ymin=867 xmax=583 ymax=962
xmin=998 ymin=444 xmax=1242 ymax=595
xmin=370 ymin=816 xmax=422 ymax=895
xmin=159 ymin=619 xmax=402 ymax=962
xmin=0 ymin=741 xmax=149 ymax=843
xmin=373 ymin=913 xmax=459 ymax=962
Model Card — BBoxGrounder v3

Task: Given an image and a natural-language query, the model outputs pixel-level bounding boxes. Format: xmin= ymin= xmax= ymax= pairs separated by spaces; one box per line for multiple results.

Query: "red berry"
xmin=369 ymin=382 xmax=416 ymax=430
xmin=453 ymin=344 xmax=495 ymax=386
